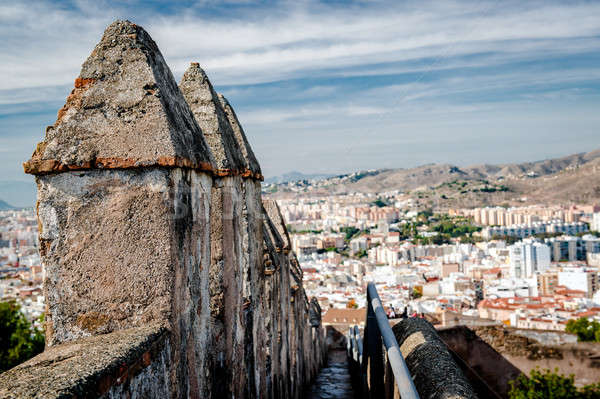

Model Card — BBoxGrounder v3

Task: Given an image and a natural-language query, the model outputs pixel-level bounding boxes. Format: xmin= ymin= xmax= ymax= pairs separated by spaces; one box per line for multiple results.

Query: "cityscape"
xmin=3 ymin=173 xmax=600 ymax=334
xmin=263 ymin=180 xmax=600 ymax=334
xmin=2 ymin=0 xmax=600 ymax=397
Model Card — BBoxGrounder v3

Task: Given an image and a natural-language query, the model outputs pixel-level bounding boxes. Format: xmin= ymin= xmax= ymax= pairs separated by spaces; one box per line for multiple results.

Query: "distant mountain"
xmin=0 ymin=180 xmax=36 ymax=208
xmin=308 ymin=148 xmax=600 ymax=194
xmin=267 ymin=148 xmax=600 ymax=207
xmin=0 ymin=199 xmax=14 ymax=210
xmin=265 ymin=171 xmax=335 ymax=184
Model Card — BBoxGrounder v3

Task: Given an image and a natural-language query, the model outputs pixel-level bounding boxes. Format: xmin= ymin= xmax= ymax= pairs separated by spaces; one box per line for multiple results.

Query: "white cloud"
xmin=2 ymin=0 xmax=600 ymax=93
xmin=2 ymin=0 xmax=600 ymax=179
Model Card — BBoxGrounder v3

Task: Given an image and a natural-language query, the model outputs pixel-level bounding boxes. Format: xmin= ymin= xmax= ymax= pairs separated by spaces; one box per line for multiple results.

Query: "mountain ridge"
xmin=266 ymin=148 xmax=600 ymax=207
xmin=0 ymin=199 xmax=15 ymax=210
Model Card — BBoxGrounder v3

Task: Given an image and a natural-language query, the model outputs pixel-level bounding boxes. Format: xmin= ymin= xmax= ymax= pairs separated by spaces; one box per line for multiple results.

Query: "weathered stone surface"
xmin=180 ymin=64 xmax=245 ymax=175
xmin=24 ymin=20 xmax=215 ymax=176
xmin=0 ymin=325 xmax=169 ymax=399
xmin=392 ymin=318 xmax=478 ymax=399
xmin=263 ymin=199 xmax=291 ymax=252
xmin=180 ymin=64 xmax=252 ymax=397
xmin=439 ymin=325 xmax=600 ymax=394
xmin=36 ymin=167 xmax=213 ymax=399
xmin=10 ymin=19 xmax=326 ymax=399
xmin=218 ymin=94 xmax=262 ymax=179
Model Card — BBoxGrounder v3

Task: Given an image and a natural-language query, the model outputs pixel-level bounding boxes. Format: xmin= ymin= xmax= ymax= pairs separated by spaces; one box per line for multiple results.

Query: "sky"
xmin=1 ymin=0 xmax=600 ymax=193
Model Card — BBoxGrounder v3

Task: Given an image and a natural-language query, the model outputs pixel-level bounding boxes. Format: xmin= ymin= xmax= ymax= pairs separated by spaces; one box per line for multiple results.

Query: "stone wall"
xmin=392 ymin=318 xmax=477 ymax=399
xmin=0 ymin=325 xmax=170 ymax=398
xmin=439 ymin=325 xmax=600 ymax=394
xmin=1 ymin=20 xmax=325 ymax=399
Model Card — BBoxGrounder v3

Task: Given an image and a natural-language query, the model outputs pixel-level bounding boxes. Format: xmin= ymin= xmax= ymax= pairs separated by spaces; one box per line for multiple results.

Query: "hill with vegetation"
xmin=267 ymin=149 xmax=600 ymax=208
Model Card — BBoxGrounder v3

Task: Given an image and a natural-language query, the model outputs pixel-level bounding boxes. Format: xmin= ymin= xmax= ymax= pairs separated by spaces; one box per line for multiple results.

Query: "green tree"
xmin=0 ymin=301 xmax=45 ymax=372
xmin=339 ymin=226 xmax=360 ymax=241
xmin=372 ymin=198 xmax=387 ymax=208
xmin=509 ymin=368 xmax=600 ymax=399
xmin=566 ymin=318 xmax=600 ymax=343
xmin=411 ymin=287 xmax=423 ymax=299
xmin=354 ymin=249 xmax=368 ymax=258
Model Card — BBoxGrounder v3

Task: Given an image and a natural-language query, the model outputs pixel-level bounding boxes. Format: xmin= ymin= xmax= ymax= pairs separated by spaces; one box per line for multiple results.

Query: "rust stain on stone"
xmin=213 ymin=168 xmax=238 ymax=177
xmin=74 ymin=78 xmax=96 ymax=88
xmin=142 ymin=351 xmax=151 ymax=367
xmin=55 ymin=78 xmax=96 ymax=125
xmin=23 ymin=155 xmax=267 ymax=181
xmin=24 ymin=156 xmax=212 ymax=175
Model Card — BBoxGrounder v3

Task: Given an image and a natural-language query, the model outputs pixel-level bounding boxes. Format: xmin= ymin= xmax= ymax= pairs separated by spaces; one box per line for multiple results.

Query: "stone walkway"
xmin=305 ymin=350 xmax=355 ymax=399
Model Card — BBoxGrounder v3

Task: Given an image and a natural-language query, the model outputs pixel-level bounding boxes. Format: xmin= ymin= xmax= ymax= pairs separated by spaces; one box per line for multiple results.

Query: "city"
xmin=2 ymin=1 xmax=600 ymax=398
xmin=4 ymin=180 xmax=600 ymax=334
xmin=264 ymin=184 xmax=600 ymax=336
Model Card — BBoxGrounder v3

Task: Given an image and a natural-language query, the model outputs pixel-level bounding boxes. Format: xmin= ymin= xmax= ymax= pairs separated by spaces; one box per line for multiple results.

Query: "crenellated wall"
xmin=0 ymin=20 xmax=325 ymax=399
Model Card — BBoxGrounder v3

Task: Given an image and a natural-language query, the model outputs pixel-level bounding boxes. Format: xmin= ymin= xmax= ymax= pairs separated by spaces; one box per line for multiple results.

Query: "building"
xmin=537 ymin=272 xmax=558 ymax=297
xmin=349 ymin=236 xmax=368 ymax=254
xmin=558 ymin=268 xmax=599 ymax=298
xmin=508 ymin=241 xmax=550 ymax=279
xmin=483 ymin=221 xmax=588 ymax=240
xmin=546 ymin=235 xmax=600 ymax=262
xmin=592 ymin=213 xmax=600 ymax=232
xmin=440 ymin=263 xmax=460 ymax=278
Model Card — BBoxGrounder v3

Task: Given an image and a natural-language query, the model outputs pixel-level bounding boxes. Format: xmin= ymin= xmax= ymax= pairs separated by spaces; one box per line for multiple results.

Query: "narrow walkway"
xmin=305 ymin=350 xmax=355 ymax=399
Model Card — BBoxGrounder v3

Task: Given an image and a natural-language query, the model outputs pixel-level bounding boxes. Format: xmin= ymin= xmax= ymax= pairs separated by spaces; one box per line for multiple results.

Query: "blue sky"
xmin=1 ymin=0 xmax=600 ymax=192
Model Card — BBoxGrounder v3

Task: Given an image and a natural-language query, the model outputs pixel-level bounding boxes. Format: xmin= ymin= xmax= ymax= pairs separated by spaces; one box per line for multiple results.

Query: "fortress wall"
xmin=0 ymin=326 xmax=171 ymax=399
xmin=439 ymin=325 xmax=600 ymax=392
xmin=1 ymin=20 xmax=326 ymax=399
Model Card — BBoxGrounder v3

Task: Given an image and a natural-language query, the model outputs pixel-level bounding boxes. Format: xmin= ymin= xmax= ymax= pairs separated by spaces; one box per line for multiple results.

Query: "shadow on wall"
xmin=438 ymin=325 xmax=600 ymax=398
xmin=438 ymin=326 xmax=519 ymax=398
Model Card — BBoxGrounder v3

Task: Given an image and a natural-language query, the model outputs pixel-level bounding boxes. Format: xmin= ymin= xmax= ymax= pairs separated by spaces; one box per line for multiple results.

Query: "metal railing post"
xmin=364 ymin=286 xmax=385 ymax=398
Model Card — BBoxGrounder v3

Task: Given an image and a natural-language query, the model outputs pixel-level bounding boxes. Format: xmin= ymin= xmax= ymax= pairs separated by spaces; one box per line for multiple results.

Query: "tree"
xmin=566 ymin=318 xmax=600 ymax=343
xmin=340 ymin=226 xmax=360 ymax=241
xmin=412 ymin=287 xmax=423 ymax=299
xmin=509 ymin=368 xmax=600 ymax=399
xmin=0 ymin=301 xmax=45 ymax=372
xmin=372 ymin=199 xmax=387 ymax=208
xmin=354 ymin=249 xmax=368 ymax=258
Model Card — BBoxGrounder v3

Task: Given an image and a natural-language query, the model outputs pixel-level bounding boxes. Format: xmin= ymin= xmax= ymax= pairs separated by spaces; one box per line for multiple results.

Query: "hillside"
xmin=0 ymin=199 xmax=14 ymax=210
xmin=265 ymin=171 xmax=335 ymax=184
xmin=267 ymin=148 xmax=600 ymax=207
xmin=326 ymin=149 xmax=600 ymax=194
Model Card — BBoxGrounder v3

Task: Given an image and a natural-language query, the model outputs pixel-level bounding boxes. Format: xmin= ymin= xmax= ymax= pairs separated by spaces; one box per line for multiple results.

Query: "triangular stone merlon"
xmin=23 ymin=20 xmax=218 ymax=177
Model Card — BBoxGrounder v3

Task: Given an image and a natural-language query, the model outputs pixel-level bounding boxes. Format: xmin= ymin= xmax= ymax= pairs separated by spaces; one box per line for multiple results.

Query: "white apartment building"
xmin=509 ymin=241 xmax=550 ymax=279
xmin=349 ymin=236 xmax=368 ymax=254
xmin=483 ymin=221 xmax=588 ymax=240
xmin=558 ymin=268 xmax=599 ymax=298
xmin=592 ymin=213 xmax=600 ymax=232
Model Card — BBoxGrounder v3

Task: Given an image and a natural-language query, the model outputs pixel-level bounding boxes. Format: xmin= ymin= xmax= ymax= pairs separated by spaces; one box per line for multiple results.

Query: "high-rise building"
xmin=545 ymin=235 xmax=600 ymax=262
xmin=509 ymin=241 xmax=551 ymax=278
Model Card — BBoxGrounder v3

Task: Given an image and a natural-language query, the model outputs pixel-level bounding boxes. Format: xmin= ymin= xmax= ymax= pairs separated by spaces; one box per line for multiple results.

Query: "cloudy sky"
xmin=1 ymin=0 xmax=600 ymax=189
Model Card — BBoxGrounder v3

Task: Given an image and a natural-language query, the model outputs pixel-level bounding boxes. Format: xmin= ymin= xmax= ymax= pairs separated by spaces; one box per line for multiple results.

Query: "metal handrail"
xmin=347 ymin=282 xmax=420 ymax=398
xmin=366 ymin=282 xmax=419 ymax=399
